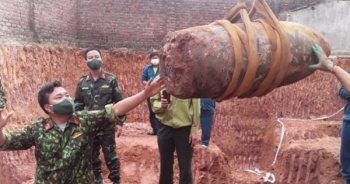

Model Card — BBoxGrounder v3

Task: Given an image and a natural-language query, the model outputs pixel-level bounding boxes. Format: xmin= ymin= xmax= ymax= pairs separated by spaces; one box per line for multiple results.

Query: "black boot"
xmin=94 ymin=176 xmax=103 ymax=184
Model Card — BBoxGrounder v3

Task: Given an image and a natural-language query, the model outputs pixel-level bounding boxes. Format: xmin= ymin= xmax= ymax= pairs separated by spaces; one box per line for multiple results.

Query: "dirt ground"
xmin=0 ymin=120 xmax=343 ymax=184
xmin=104 ymin=119 xmax=343 ymax=184
xmin=0 ymin=45 xmax=348 ymax=183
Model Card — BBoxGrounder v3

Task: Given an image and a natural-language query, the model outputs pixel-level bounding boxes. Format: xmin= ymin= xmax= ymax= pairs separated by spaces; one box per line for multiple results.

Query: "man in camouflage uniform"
xmin=0 ymin=79 xmax=7 ymax=109
xmin=0 ymin=79 xmax=163 ymax=183
xmin=74 ymin=48 xmax=125 ymax=184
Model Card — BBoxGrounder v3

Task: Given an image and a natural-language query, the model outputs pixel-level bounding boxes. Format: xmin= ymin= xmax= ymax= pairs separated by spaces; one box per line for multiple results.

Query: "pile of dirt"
xmin=273 ymin=137 xmax=341 ymax=184
xmin=268 ymin=120 xmax=342 ymax=184
xmin=100 ymin=123 xmax=263 ymax=184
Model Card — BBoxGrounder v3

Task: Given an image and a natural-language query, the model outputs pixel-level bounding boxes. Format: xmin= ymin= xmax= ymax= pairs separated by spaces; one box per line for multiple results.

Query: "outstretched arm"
xmin=309 ymin=44 xmax=350 ymax=94
xmin=81 ymin=78 xmax=163 ymax=135
xmin=113 ymin=78 xmax=164 ymax=116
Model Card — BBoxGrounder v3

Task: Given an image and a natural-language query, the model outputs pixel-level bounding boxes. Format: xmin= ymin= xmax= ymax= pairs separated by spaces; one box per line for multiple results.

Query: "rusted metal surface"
xmin=159 ymin=21 xmax=331 ymax=99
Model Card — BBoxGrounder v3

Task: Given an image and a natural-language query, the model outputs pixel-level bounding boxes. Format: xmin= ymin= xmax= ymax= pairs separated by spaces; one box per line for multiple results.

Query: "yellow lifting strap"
xmin=212 ymin=0 xmax=291 ymax=101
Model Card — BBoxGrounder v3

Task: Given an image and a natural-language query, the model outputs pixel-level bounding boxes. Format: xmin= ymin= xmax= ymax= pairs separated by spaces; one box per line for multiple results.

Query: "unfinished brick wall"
xmin=76 ymin=0 xmax=323 ymax=48
xmin=76 ymin=0 xmax=256 ymax=48
xmin=0 ymin=0 xmax=323 ymax=47
xmin=0 ymin=0 xmax=77 ymax=45
xmin=33 ymin=0 xmax=77 ymax=45
xmin=0 ymin=0 xmax=33 ymax=43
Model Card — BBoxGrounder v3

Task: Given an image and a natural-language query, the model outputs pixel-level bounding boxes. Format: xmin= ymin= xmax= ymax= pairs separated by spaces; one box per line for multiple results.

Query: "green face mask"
xmin=51 ymin=98 xmax=75 ymax=115
xmin=87 ymin=59 xmax=102 ymax=70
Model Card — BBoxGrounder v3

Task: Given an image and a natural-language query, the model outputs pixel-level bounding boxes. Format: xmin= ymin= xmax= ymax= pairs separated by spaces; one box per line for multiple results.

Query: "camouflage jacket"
xmin=0 ymin=79 xmax=7 ymax=109
xmin=74 ymin=70 xmax=126 ymax=131
xmin=0 ymin=104 xmax=124 ymax=184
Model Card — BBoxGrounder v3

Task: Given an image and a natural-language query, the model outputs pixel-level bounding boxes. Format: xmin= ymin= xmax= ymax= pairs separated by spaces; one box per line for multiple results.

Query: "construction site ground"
xmin=0 ymin=46 xmax=348 ymax=184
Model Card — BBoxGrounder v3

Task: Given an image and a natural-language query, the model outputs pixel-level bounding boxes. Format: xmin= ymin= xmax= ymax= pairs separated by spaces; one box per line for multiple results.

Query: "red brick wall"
xmin=33 ymin=0 xmax=77 ymax=45
xmin=0 ymin=0 xmax=77 ymax=45
xmin=0 ymin=0 xmax=33 ymax=43
xmin=76 ymin=0 xmax=256 ymax=48
xmin=0 ymin=0 xmax=322 ymax=47
xmin=77 ymin=0 xmax=320 ymax=48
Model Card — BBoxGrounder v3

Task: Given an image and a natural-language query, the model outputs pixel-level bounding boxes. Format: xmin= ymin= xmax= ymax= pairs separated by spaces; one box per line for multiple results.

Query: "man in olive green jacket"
xmin=151 ymin=88 xmax=200 ymax=184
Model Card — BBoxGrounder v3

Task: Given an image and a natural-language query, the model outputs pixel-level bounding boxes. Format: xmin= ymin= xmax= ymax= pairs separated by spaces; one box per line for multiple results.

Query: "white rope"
xmin=245 ymin=107 xmax=344 ymax=183
xmin=272 ymin=106 xmax=344 ymax=165
xmin=272 ymin=118 xmax=285 ymax=165
xmin=245 ymin=168 xmax=276 ymax=183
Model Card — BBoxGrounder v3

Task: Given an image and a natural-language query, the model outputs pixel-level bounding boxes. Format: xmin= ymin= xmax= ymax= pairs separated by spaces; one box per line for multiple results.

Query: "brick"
xmin=0 ymin=0 xmax=319 ymax=47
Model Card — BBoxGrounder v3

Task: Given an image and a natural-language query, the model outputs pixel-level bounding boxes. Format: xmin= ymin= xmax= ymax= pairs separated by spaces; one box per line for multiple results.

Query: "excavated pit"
xmin=0 ymin=45 xmax=348 ymax=184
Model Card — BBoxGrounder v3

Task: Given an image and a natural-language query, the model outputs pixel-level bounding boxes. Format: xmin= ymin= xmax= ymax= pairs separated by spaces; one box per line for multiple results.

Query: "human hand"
xmin=161 ymin=95 xmax=169 ymax=108
xmin=189 ymin=133 xmax=198 ymax=147
xmin=308 ymin=44 xmax=334 ymax=72
xmin=142 ymin=81 xmax=148 ymax=86
xmin=144 ymin=78 xmax=164 ymax=98
xmin=0 ymin=109 xmax=13 ymax=130
xmin=115 ymin=125 xmax=122 ymax=138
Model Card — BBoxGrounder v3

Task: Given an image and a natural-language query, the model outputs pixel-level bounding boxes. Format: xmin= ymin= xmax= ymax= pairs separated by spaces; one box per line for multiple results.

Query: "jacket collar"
xmin=86 ymin=70 xmax=106 ymax=81
xmin=45 ymin=115 xmax=80 ymax=132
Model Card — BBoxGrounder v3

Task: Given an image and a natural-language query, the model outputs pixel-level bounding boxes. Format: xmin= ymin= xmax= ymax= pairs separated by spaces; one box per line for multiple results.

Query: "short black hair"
xmin=84 ymin=47 xmax=102 ymax=60
xmin=38 ymin=80 xmax=62 ymax=114
xmin=150 ymin=51 xmax=158 ymax=59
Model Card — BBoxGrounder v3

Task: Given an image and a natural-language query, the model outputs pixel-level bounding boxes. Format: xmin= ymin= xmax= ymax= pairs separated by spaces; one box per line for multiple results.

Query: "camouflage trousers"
xmin=92 ymin=132 xmax=120 ymax=184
